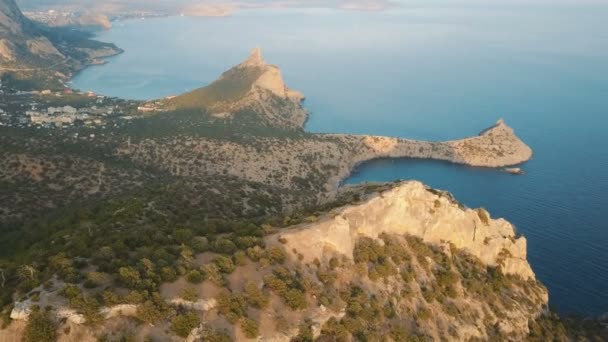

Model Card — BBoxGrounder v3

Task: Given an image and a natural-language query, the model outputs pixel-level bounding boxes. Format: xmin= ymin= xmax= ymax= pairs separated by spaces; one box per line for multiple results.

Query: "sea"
xmin=72 ymin=4 xmax=608 ymax=316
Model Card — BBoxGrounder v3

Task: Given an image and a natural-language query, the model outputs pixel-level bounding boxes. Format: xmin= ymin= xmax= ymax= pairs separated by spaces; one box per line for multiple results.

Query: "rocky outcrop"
xmin=338 ymin=118 xmax=532 ymax=169
xmin=9 ymin=301 xmax=31 ymax=320
xmin=0 ymin=38 xmax=14 ymax=61
xmin=26 ymin=37 xmax=63 ymax=57
xmin=164 ymin=48 xmax=308 ymax=129
xmin=169 ymin=298 xmax=217 ymax=311
xmin=275 ymin=181 xmax=536 ymax=279
xmin=10 ymin=300 xmax=137 ymax=324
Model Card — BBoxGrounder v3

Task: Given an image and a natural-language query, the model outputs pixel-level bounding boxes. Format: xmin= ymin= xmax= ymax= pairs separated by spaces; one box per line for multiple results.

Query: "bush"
xmin=198 ymin=326 xmax=232 ymax=342
xmin=60 ymin=285 xmax=82 ymax=300
xmin=23 ymin=309 xmax=56 ymax=342
xmin=244 ymin=281 xmax=268 ymax=309
xmin=213 ymin=256 xmax=235 ymax=274
xmin=217 ymin=292 xmax=247 ymax=323
xmin=284 ymin=288 xmax=307 ymax=310
xmin=240 ymin=317 xmax=260 ymax=338
xmin=201 ymin=264 xmax=223 ymax=286
xmin=173 ymin=229 xmax=194 ymax=244
xmin=118 ymin=267 xmax=141 ymax=288
xmin=416 ymin=307 xmax=432 ymax=322
xmin=186 ymin=270 xmax=204 ymax=284
xmin=180 ymin=288 xmax=199 ymax=302
xmin=137 ymin=301 xmax=163 ymax=324
xmin=267 ymin=247 xmax=286 ymax=265
xmin=213 ymin=239 xmax=237 ymax=254
xmin=171 ymin=312 xmax=201 ymax=338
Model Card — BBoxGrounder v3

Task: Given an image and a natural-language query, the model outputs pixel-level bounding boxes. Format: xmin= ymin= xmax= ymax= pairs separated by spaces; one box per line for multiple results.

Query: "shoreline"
xmin=69 ymin=40 xmax=533 ymax=195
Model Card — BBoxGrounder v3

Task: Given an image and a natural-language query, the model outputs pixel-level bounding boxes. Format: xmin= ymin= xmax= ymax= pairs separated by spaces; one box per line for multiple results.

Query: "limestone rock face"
xmin=238 ymin=47 xmax=265 ymax=68
xmin=9 ymin=300 xmax=31 ymax=320
xmin=100 ymin=304 xmax=138 ymax=319
xmin=26 ymin=37 xmax=63 ymax=57
xmin=238 ymin=48 xmax=304 ymax=100
xmin=56 ymin=308 xmax=85 ymax=325
xmin=0 ymin=38 xmax=14 ymax=61
xmin=169 ymin=298 xmax=218 ymax=311
xmin=278 ymin=181 xmax=536 ymax=279
xmin=232 ymin=48 xmax=308 ymax=128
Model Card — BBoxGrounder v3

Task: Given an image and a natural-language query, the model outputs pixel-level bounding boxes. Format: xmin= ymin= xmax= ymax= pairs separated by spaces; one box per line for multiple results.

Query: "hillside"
xmin=1 ymin=17 xmax=605 ymax=340
xmin=0 ymin=0 xmax=121 ymax=90
xmin=0 ymin=50 xmax=533 ymax=224
xmin=0 ymin=182 xmax=555 ymax=341
xmin=163 ymin=48 xmax=307 ymax=130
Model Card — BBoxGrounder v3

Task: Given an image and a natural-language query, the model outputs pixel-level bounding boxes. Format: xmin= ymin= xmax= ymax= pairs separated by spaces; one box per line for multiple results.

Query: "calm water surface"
xmin=73 ymin=5 xmax=608 ymax=316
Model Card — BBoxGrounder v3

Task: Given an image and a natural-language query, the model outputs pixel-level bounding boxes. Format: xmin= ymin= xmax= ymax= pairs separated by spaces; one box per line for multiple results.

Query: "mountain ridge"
xmin=0 ymin=0 xmax=121 ymax=89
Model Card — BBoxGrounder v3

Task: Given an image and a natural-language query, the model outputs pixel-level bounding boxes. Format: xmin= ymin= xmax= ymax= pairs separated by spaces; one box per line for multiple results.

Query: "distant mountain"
xmin=164 ymin=48 xmax=308 ymax=130
xmin=0 ymin=0 xmax=121 ymax=90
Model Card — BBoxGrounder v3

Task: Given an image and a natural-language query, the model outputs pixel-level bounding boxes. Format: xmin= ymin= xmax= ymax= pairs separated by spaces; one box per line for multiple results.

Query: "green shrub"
xmin=136 ymin=301 xmax=164 ymax=324
xmin=214 ymin=256 xmax=235 ymax=274
xmin=161 ymin=266 xmax=178 ymax=282
xmin=201 ymin=264 xmax=223 ymax=286
xmin=186 ymin=270 xmax=204 ymax=284
xmin=217 ymin=292 xmax=247 ymax=323
xmin=171 ymin=312 xmax=201 ymax=338
xmin=416 ymin=307 xmax=432 ymax=322
xmin=284 ymin=288 xmax=307 ymax=310
xmin=180 ymin=288 xmax=199 ymax=302
xmin=198 ymin=326 xmax=232 ymax=342
xmin=118 ymin=267 xmax=141 ymax=288
xmin=60 ymin=285 xmax=82 ymax=300
xmin=173 ymin=229 xmax=194 ymax=244
xmin=240 ymin=317 xmax=260 ymax=338
xmin=244 ymin=281 xmax=268 ymax=309
xmin=267 ymin=247 xmax=286 ymax=265
xmin=23 ymin=309 xmax=56 ymax=342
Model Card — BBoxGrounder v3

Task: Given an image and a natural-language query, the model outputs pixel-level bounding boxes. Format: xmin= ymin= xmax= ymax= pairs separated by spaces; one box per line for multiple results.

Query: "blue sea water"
xmin=72 ymin=5 xmax=608 ymax=316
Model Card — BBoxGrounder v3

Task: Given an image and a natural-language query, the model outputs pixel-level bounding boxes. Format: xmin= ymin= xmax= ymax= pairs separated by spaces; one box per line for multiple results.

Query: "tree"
xmin=118 ymin=267 xmax=141 ymax=288
xmin=244 ymin=281 xmax=268 ymax=309
xmin=213 ymin=256 xmax=235 ymax=274
xmin=173 ymin=229 xmax=194 ymax=244
xmin=137 ymin=301 xmax=163 ymax=324
xmin=170 ymin=312 xmax=200 ymax=338
xmin=240 ymin=317 xmax=259 ymax=338
xmin=186 ymin=270 xmax=204 ymax=284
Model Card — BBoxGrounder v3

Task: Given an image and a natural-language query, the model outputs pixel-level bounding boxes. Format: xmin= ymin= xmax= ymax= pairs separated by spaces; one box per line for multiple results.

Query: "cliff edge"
xmin=275 ymin=181 xmax=536 ymax=280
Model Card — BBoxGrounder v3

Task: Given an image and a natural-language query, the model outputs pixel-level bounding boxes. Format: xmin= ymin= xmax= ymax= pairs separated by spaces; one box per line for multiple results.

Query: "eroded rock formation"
xmin=277 ymin=181 xmax=535 ymax=280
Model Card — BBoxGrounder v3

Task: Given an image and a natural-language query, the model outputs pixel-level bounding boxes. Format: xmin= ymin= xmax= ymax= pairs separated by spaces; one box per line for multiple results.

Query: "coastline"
xmin=322 ymin=119 xmax=533 ymax=192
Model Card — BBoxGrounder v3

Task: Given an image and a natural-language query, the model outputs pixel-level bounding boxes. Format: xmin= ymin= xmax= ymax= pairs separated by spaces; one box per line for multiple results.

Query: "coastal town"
xmin=0 ymin=79 xmax=141 ymax=130
xmin=22 ymin=9 xmax=167 ymax=29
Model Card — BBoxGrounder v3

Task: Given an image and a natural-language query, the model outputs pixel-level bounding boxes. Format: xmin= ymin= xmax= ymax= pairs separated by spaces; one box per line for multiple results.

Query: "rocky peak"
xmin=238 ymin=47 xmax=266 ymax=68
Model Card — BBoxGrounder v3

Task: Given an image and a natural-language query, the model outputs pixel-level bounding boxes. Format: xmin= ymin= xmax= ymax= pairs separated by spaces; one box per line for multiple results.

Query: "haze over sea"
xmin=72 ymin=4 xmax=608 ymax=316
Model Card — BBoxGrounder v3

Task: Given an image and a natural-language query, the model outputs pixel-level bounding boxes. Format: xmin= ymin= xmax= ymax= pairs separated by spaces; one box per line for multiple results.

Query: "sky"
xmin=18 ymin=0 xmax=608 ymax=12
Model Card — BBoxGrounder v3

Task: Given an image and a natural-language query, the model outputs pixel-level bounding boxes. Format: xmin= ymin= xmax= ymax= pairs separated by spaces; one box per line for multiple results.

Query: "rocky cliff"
xmin=0 ymin=181 xmax=549 ymax=341
xmin=276 ymin=181 xmax=536 ymax=280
